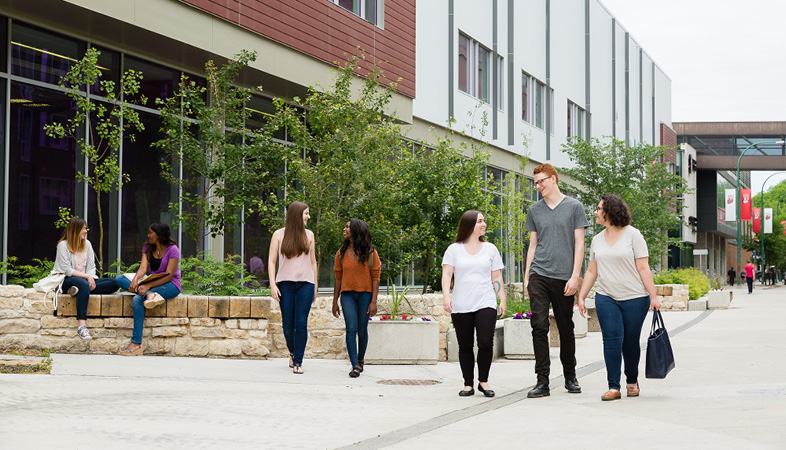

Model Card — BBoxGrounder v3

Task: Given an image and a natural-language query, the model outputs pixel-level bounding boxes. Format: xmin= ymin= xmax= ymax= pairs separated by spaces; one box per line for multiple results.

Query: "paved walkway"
xmin=1 ymin=285 xmax=783 ymax=449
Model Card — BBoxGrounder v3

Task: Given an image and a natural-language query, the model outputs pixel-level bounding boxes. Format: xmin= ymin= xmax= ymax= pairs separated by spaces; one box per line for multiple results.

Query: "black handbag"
xmin=645 ymin=309 xmax=675 ymax=378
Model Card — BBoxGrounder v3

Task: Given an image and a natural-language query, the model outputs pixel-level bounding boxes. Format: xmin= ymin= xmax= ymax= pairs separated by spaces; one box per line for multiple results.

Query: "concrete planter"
xmin=707 ymin=290 xmax=732 ymax=309
xmin=365 ymin=320 xmax=439 ymax=364
xmin=503 ymin=318 xmax=534 ymax=359
xmin=550 ymin=306 xmax=588 ymax=347
xmin=447 ymin=319 xmax=504 ymax=362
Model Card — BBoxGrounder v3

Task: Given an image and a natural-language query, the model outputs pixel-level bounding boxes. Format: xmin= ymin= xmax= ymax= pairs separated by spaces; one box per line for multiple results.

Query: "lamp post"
xmin=759 ymin=171 xmax=786 ymax=280
xmin=735 ymin=140 xmax=785 ymax=285
xmin=776 ymin=191 xmax=786 ymax=218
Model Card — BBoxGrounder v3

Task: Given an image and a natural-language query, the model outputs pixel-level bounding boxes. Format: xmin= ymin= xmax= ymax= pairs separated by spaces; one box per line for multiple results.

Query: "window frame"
xmin=328 ymin=0 xmax=384 ymax=27
xmin=567 ymin=100 xmax=586 ymax=139
xmin=522 ymin=71 xmax=547 ymax=130
xmin=458 ymin=32 xmax=491 ymax=103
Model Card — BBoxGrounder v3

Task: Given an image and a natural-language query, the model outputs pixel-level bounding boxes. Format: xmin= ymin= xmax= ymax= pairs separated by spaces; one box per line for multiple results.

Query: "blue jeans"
xmin=340 ymin=291 xmax=372 ymax=367
xmin=61 ymin=276 xmax=119 ymax=320
xmin=595 ymin=294 xmax=650 ymax=390
xmin=278 ymin=281 xmax=314 ymax=366
xmin=115 ymin=275 xmax=181 ymax=344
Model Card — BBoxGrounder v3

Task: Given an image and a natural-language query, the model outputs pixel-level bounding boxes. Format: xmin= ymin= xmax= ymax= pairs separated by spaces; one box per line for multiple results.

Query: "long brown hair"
xmin=454 ymin=210 xmax=485 ymax=243
xmin=58 ymin=217 xmax=86 ymax=253
xmin=144 ymin=222 xmax=177 ymax=261
xmin=280 ymin=201 xmax=310 ymax=258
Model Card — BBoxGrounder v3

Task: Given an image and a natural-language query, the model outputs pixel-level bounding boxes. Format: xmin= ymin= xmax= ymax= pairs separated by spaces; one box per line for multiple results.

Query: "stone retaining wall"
xmin=0 ymin=285 xmax=450 ymax=361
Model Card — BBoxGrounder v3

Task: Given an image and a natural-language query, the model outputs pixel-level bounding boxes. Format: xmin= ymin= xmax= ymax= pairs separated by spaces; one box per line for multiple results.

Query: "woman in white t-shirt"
xmin=577 ymin=194 xmax=661 ymax=401
xmin=442 ymin=210 xmax=506 ymax=398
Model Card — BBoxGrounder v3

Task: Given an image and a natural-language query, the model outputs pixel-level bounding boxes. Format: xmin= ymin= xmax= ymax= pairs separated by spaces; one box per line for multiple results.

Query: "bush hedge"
xmin=653 ymin=267 xmax=710 ymax=300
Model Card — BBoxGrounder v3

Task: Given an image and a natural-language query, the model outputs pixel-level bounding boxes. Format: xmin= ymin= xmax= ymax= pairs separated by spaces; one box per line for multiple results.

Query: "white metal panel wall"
xmin=654 ymin=66 xmax=672 ymax=145
xmin=550 ymin=0 xmax=586 ymax=168
xmin=628 ymin=38 xmax=641 ymax=146
xmin=613 ymin=21 xmax=626 ymax=142
xmin=589 ymin=0 xmax=613 ymax=140
xmin=641 ymin=53 xmax=654 ymax=145
xmin=413 ymin=0 xmax=449 ymax=124
xmin=515 ymin=0 xmax=548 ymax=162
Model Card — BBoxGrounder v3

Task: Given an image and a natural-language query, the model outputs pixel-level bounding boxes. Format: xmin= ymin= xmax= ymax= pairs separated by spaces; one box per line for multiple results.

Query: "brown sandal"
xmin=119 ymin=345 xmax=143 ymax=356
xmin=626 ymin=383 xmax=640 ymax=397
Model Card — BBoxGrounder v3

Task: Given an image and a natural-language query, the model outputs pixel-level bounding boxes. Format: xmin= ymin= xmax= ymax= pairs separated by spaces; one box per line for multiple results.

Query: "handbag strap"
xmin=650 ymin=309 xmax=664 ymax=334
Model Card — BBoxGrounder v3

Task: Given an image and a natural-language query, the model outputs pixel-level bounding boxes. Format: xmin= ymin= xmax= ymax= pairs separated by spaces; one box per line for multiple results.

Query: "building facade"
xmin=0 ymin=0 xmax=672 ymax=284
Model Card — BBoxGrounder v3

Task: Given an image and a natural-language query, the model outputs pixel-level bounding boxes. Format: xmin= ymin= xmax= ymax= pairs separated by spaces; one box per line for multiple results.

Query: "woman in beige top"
xmin=268 ymin=201 xmax=318 ymax=374
xmin=578 ymin=194 xmax=661 ymax=401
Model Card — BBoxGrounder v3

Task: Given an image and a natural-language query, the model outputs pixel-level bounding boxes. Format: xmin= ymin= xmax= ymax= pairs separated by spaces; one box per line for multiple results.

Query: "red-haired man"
xmin=524 ymin=163 xmax=588 ymax=398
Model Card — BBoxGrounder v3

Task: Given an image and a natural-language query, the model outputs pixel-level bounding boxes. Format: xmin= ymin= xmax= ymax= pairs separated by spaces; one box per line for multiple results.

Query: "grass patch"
xmin=0 ymin=349 xmax=53 ymax=374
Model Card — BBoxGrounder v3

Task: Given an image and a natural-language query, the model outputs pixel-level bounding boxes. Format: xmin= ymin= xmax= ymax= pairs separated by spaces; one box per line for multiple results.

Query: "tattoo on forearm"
xmin=494 ymin=280 xmax=501 ymax=294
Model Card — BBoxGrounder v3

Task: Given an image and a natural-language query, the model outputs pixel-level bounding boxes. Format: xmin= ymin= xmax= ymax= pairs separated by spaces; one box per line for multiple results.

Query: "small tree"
xmin=44 ymin=48 xmax=145 ymax=271
xmin=487 ymin=155 xmax=531 ymax=283
xmin=560 ymin=137 xmax=687 ymax=264
xmin=155 ymin=50 xmax=295 ymax=252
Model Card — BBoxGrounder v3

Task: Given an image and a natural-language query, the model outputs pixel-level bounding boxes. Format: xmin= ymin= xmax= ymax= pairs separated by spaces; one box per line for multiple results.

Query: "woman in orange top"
xmin=332 ymin=219 xmax=381 ymax=378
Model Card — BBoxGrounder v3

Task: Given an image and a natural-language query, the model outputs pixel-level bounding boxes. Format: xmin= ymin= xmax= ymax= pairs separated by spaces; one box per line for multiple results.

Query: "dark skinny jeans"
xmin=528 ymin=273 xmax=577 ymax=385
xmin=451 ymin=307 xmax=497 ymax=387
xmin=594 ymin=294 xmax=649 ymax=390
xmin=61 ymin=276 xmax=118 ymax=320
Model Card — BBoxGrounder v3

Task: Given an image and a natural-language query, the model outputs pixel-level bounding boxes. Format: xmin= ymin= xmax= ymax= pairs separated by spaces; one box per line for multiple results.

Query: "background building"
xmin=0 ymin=0 xmax=672 ymax=284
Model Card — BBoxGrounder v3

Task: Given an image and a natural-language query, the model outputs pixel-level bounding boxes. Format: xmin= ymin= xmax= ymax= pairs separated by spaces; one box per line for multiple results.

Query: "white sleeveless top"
xmin=276 ymin=230 xmax=315 ymax=284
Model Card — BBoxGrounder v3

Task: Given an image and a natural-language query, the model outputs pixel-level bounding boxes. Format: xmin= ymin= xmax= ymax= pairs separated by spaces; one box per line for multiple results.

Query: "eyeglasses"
xmin=534 ymin=176 xmax=551 ymax=187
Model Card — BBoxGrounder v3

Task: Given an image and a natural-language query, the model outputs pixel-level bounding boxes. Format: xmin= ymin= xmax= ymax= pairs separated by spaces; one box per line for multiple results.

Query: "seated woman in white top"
xmin=442 ymin=210 xmax=506 ymax=398
xmin=53 ymin=217 xmax=119 ymax=340
xmin=577 ymin=194 xmax=661 ymax=401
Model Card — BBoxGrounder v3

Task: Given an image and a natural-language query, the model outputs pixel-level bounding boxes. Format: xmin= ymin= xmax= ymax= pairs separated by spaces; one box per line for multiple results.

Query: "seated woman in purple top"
xmin=115 ymin=222 xmax=181 ymax=356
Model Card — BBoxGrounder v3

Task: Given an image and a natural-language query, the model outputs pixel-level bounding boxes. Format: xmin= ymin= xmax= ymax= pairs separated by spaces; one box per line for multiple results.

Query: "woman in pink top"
xmin=268 ymin=201 xmax=318 ymax=374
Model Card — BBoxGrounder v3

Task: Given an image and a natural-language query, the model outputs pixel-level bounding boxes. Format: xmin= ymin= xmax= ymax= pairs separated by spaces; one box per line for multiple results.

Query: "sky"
xmin=599 ymin=0 xmax=786 ymax=192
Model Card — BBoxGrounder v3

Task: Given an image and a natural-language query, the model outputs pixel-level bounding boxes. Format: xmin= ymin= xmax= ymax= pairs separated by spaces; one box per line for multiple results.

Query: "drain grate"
xmin=377 ymin=379 xmax=441 ymax=386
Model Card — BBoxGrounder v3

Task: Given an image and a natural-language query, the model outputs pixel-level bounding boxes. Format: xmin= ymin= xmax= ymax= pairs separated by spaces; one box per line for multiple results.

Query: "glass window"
xmin=458 ymin=34 xmax=469 ymax=94
xmin=522 ymin=72 xmax=546 ymax=130
xmin=11 ymin=22 xmax=84 ymax=85
xmin=458 ymin=33 xmax=490 ymax=102
xmin=9 ymin=82 xmax=77 ymax=264
xmin=120 ymin=110 xmax=173 ymax=265
xmin=568 ymin=101 xmax=586 ymax=138
xmin=123 ymin=56 xmax=179 ymax=107
xmin=330 ymin=0 xmax=383 ymax=26
xmin=496 ymin=56 xmax=504 ymax=110
xmin=90 ymin=46 xmax=121 ymax=96
xmin=0 ymin=18 xmax=7 ymax=73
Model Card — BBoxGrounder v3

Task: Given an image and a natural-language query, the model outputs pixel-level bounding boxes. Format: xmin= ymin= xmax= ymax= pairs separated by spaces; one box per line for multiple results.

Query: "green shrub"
xmin=180 ymin=254 xmax=262 ymax=296
xmin=0 ymin=257 xmax=53 ymax=288
xmin=503 ymin=299 xmax=531 ymax=319
xmin=653 ymin=267 xmax=710 ymax=300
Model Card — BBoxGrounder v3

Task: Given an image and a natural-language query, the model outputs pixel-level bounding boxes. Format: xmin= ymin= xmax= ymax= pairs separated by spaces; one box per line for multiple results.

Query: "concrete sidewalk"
xmin=1 ymin=285 xmax=783 ymax=449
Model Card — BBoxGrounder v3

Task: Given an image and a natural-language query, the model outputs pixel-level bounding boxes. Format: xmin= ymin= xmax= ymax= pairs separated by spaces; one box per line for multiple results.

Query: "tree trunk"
xmin=95 ymin=190 xmax=104 ymax=274
xmin=421 ymin=247 xmax=432 ymax=294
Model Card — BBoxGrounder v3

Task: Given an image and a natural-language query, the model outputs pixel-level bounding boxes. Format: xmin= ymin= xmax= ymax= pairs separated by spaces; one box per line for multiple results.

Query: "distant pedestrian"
xmin=727 ymin=267 xmax=736 ymax=286
xmin=332 ymin=219 xmax=380 ymax=378
xmin=53 ymin=217 xmax=119 ymax=340
xmin=442 ymin=210 xmax=506 ymax=397
xmin=268 ymin=201 xmax=318 ymax=374
xmin=744 ymin=261 xmax=755 ymax=294
xmin=524 ymin=163 xmax=589 ymax=398
xmin=577 ymin=194 xmax=661 ymax=401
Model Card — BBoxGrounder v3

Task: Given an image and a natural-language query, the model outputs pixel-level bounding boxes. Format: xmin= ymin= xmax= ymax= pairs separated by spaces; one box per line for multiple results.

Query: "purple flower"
xmin=421 ymin=317 xmax=431 ymax=321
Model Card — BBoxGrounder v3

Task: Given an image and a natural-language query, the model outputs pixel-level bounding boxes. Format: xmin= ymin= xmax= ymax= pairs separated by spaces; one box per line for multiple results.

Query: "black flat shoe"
xmin=477 ymin=383 xmax=495 ymax=397
xmin=349 ymin=367 xmax=361 ymax=378
xmin=527 ymin=384 xmax=550 ymax=398
xmin=458 ymin=387 xmax=475 ymax=397
xmin=565 ymin=378 xmax=582 ymax=393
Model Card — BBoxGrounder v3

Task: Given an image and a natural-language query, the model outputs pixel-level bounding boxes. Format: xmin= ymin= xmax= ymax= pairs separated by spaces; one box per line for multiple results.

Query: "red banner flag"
xmin=741 ymin=189 xmax=752 ymax=220
xmin=752 ymin=208 xmax=761 ymax=233
xmin=781 ymin=220 xmax=786 ymax=236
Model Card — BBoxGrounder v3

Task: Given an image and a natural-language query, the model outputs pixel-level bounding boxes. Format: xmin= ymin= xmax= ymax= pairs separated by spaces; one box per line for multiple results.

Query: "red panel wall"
xmin=180 ymin=0 xmax=416 ymax=98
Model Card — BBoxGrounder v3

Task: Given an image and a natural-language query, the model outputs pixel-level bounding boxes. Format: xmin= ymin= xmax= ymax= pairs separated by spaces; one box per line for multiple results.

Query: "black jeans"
xmin=451 ymin=307 xmax=497 ymax=387
xmin=528 ymin=273 xmax=576 ymax=385
xmin=746 ymin=277 xmax=753 ymax=293
xmin=61 ymin=276 xmax=119 ymax=320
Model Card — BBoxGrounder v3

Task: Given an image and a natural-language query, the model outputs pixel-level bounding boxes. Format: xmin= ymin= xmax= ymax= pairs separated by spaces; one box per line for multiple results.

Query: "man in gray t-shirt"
xmin=523 ymin=164 xmax=589 ymax=398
